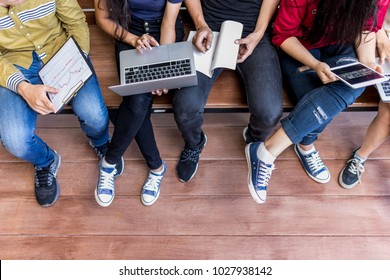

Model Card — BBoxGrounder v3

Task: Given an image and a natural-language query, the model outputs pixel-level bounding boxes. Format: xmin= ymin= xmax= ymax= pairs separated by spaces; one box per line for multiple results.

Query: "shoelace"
xmin=306 ymin=151 xmax=326 ymax=174
xmin=90 ymin=141 xmax=109 ymax=159
xmin=256 ymin=162 xmax=275 ymax=189
xmin=143 ymin=173 xmax=163 ymax=194
xmin=181 ymin=147 xmax=201 ymax=163
xmin=35 ymin=167 xmax=55 ymax=188
xmin=347 ymin=158 xmax=365 ymax=183
xmin=98 ymin=168 xmax=116 ymax=195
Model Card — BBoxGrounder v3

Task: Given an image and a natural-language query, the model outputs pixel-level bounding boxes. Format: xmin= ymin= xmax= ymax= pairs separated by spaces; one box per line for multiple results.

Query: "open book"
xmin=38 ymin=36 xmax=93 ymax=113
xmin=187 ymin=20 xmax=243 ymax=78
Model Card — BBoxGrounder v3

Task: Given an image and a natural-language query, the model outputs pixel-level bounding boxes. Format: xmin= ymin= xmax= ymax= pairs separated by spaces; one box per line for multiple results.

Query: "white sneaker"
xmin=95 ymin=161 xmax=117 ymax=207
xmin=141 ymin=161 xmax=167 ymax=206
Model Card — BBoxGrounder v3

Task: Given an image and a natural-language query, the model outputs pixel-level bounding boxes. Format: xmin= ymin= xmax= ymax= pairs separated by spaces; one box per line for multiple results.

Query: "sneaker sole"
xmin=338 ymin=167 xmax=359 ymax=189
xmin=245 ymin=144 xmax=266 ymax=204
xmin=114 ymin=156 xmax=125 ymax=179
xmin=294 ymin=146 xmax=331 ymax=184
xmin=94 ymin=186 xmax=114 ymax=207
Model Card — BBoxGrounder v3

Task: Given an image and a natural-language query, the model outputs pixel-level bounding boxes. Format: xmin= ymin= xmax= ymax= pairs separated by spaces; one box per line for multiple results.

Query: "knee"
xmin=78 ymin=105 xmax=109 ymax=130
xmin=1 ymin=129 xmax=32 ymax=159
xmin=251 ymin=105 xmax=282 ymax=128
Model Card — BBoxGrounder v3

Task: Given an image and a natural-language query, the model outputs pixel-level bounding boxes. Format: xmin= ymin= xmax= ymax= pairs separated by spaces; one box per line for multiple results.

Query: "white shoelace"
xmin=347 ymin=158 xmax=365 ymax=183
xmin=306 ymin=152 xmax=326 ymax=174
xmin=257 ymin=162 xmax=275 ymax=189
xmin=98 ymin=168 xmax=116 ymax=194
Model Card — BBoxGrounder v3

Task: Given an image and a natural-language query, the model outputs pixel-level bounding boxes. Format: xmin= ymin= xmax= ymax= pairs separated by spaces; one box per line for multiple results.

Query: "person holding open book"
xmin=93 ymin=0 xmax=184 ymax=207
xmin=338 ymin=26 xmax=390 ymax=189
xmin=172 ymin=0 xmax=283 ymax=183
xmin=244 ymin=0 xmax=389 ymax=204
xmin=0 ymin=0 xmax=111 ymax=207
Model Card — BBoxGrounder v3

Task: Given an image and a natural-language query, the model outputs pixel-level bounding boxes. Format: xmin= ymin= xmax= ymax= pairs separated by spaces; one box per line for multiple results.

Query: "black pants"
xmin=105 ymin=15 xmax=184 ymax=169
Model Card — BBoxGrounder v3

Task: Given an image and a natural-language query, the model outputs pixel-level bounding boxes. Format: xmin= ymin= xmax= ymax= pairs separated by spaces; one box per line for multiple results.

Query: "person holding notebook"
xmin=93 ymin=0 xmax=184 ymax=207
xmin=172 ymin=0 xmax=283 ymax=183
xmin=0 ymin=0 xmax=111 ymax=207
xmin=339 ymin=26 xmax=390 ymax=189
xmin=244 ymin=0 xmax=389 ymax=204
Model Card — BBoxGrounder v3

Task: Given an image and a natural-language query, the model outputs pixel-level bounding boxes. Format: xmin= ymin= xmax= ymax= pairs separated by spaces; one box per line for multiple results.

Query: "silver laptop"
xmin=109 ymin=41 xmax=197 ymax=96
xmin=375 ymin=58 xmax=390 ymax=102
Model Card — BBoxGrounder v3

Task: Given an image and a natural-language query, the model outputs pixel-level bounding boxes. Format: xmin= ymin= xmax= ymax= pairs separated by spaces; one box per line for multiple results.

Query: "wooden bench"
xmin=78 ymin=0 xmax=380 ymax=114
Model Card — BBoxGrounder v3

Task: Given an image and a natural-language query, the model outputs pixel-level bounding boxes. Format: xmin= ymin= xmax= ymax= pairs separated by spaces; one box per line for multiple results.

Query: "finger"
xmin=379 ymin=50 xmax=386 ymax=64
xmin=162 ymin=89 xmax=168 ymax=94
xmin=149 ymin=37 xmax=160 ymax=47
xmin=136 ymin=45 xmax=144 ymax=54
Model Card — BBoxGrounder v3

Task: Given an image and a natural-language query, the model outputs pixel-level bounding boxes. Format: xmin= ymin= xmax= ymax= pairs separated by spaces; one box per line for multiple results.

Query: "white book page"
xmin=211 ymin=20 xmax=243 ymax=71
xmin=187 ymin=20 xmax=243 ymax=78
xmin=187 ymin=30 xmax=219 ymax=78
xmin=39 ymin=37 xmax=93 ymax=113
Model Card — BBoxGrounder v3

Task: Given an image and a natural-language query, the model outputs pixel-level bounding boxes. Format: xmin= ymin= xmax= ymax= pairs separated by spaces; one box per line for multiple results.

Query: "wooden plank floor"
xmin=0 ymin=112 xmax=389 ymax=260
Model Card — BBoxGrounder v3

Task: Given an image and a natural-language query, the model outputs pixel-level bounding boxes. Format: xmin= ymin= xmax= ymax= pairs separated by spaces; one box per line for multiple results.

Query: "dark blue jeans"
xmin=279 ymin=45 xmax=365 ymax=145
xmin=172 ymin=30 xmax=283 ymax=148
xmin=105 ymin=15 xmax=184 ymax=169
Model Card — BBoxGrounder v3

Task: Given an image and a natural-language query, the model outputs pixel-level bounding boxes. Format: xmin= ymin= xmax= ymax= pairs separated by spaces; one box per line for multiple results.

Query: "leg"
xmin=237 ymin=31 xmax=283 ymax=142
xmin=70 ymin=66 xmax=110 ymax=148
xmin=172 ymin=70 xmax=222 ymax=182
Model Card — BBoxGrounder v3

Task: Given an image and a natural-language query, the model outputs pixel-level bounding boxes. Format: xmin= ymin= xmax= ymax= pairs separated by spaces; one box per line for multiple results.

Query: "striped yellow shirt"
xmin=0 ymin=0 xmax=90 ymax=92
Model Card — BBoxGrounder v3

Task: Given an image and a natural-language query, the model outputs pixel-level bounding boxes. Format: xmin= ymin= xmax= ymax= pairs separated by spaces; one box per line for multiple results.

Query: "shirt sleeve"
xmin=272 ymin=0 xmax=305 ymax=48
xmin=55 ymin=0 xmax=90 ymax=54
xmin=365 ymin=0 xmax=390 ymax=31
xmin=0 ymin=51 xmax=29 ymax=93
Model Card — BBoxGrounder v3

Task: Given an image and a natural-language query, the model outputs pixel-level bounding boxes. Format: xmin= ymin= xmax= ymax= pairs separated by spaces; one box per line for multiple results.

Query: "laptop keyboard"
xmin=381 ymin=74 xmax=390 ymax=96
xmin=124 ymin=58 xmax=192 ymax=84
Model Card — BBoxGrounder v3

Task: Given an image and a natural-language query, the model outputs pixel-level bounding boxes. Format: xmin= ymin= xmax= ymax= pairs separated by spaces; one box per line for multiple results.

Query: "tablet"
xmin=330 ymin=61 xmax=388 ymax=89
xmin=374 ymin=58 xmax=390 ymax=102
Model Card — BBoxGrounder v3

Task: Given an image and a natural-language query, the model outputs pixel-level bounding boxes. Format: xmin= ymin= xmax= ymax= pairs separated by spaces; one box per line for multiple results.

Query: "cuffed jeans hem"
xmin=147 ymin=159 xmax=163 ymax=171
xmin=281 ymin=117 xmax=309 ymax=145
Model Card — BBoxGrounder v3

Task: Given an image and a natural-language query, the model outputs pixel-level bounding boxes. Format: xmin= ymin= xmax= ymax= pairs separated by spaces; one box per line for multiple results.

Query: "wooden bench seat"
xmin=76 ymin=2 xmax=380 ymax=114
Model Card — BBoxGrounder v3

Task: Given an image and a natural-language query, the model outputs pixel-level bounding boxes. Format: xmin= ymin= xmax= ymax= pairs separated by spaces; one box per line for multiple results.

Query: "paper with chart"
xmin=187 ymin=20 xmax=243 ymax=78
xmin=38 ymin=36 xmax=93 ymax=113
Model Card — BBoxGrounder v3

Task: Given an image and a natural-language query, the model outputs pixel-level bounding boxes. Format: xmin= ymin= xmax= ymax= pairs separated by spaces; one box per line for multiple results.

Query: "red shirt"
xmin=272 ymin=0 xmax=390 ymax=49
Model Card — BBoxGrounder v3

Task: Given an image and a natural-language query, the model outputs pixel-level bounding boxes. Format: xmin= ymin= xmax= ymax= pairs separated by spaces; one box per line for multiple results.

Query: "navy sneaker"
xmin=245 ymin=142 xmax=274 ymax=204
xmin=34 ymin=151 xmax=61 ymax=207
xmin=242 ymin=126 xmax=255 ymax=144
xmin=339 ymin=149 xmax=365 ymax=189
xmin=141 ymin=161 xmax=167 ymax=206
xmin=95 ymin=160 xmax=117 ymax=207
xmin=294 ymin=145 xmax=330 ymax=184
xmin=177 ymin=133 xmax=207 ymax=182
xmin=90 ymin=140 xmax=124 ymax=178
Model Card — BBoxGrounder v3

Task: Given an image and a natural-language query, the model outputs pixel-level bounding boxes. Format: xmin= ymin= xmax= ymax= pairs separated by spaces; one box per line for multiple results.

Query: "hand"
xmin=152 ymin=89 xmax=168 ymax=96
xmin=313 ymin=61 xmax=337 ymax=84
xmin=376 ymin=28 xmax=390 ymax=64
xmin=133 ymin=34 xmax=159 ymax=53
xmin=17 ymin=82 xmax=58 ymax=115
xmin=192 ymin=25 xmax=213 ymax=53
xmin=235 ymin=32 xmax=262 ymax=63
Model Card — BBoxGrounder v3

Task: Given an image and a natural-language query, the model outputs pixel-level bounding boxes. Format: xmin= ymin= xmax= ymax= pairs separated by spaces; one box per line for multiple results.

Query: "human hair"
xmin=97 ymin=0 xmax=129 ymax=41
xmin=307 ymin=0 xmax=378 ymax=46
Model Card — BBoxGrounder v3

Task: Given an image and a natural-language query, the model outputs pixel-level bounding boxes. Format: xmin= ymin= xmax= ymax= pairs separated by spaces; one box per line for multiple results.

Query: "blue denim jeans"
xmin=279 ymin=45 xmax=365 ymax=145
xmin=0 ymin=52 xmax=109 ymax=168
xmin=172 ymin=30 xmax=283 ymax=148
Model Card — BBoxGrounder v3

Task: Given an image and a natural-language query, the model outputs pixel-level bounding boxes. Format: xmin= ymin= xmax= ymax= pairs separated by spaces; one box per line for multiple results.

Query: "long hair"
xmin=307 ymin=0 xmax=378 ymax=46
xmin=97 ymin=0 xmax=129 ymax=41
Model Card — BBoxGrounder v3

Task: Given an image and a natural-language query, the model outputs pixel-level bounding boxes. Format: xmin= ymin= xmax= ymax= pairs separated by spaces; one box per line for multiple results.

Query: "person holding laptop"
xmin=94 ymin=0 xmax=184 ymax=207
xmin=244 ymin=0 xmax=389 ymax=204
xmin=0 ymin=0 xmax=110 ymax=207
xmin=172 ymin=0 xmax=283 ymax=183
xmin=339 ymin=26 xmax=390 ymax=189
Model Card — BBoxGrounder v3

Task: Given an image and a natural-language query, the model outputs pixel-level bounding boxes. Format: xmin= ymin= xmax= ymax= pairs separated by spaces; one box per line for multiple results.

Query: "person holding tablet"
xmin=0 ymin=0 xmax=110 ymax=207
xmin=244 ymin=0 xmax=390 ymax=204
xmin=93 ymin=0 xmax=184 ymax=207
xmin=339 ymin=26 xmax=390 ymax=189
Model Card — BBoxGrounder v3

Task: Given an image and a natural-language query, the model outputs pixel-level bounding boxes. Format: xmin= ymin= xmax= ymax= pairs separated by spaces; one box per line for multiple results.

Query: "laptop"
xmin=375 ymin=58 xmax=390 ymax=102
xmin=109 ymin=41 xmax=197 ymax=96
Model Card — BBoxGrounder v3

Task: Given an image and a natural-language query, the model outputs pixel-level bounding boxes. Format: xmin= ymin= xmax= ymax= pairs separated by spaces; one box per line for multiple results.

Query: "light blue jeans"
xmin=0 ymin=52 xmax=109 ymax=168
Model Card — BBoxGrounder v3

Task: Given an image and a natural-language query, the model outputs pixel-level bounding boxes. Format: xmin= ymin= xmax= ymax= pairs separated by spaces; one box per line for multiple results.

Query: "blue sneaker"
xmin=294 ymin=145 xmax=330 ymax=184
xmin=245 ymin=142 xmax=275 ymax=204
xmin=141 ymin=161 xmax=167 ymax=206
xmin=339 ymin=148 xmax=365 ymax=189
xmin=95 ymin=160 xmax=117 ymax=207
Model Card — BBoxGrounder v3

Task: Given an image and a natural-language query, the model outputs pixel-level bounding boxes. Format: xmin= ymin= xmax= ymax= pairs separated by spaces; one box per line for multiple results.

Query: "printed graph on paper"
xmin=39 ymin=36 xmax=93 ymax=112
